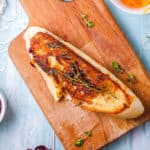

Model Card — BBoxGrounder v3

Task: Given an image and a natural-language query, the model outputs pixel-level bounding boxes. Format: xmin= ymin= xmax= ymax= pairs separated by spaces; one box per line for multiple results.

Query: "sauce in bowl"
xmin=121 ymin=0 xmax=150 ymax=8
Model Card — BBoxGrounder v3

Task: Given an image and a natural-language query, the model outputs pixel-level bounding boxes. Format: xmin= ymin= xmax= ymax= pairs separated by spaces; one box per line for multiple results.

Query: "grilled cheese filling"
xmin=29 ymin=32 xmax=133 ymax=113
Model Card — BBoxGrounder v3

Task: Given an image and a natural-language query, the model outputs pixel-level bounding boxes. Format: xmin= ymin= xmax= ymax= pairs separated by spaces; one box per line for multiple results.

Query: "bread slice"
xmin=24 ymin=26 xmax=144 ymax=119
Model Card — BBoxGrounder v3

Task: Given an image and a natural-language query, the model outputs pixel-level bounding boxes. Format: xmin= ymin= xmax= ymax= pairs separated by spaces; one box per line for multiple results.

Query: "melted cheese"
xmin=82 ymin=89 xmax=127 ymax=113
xmin=24 ymin=26 xmax=144 ymax=119
xmin=48 ymin=56 xmax=64 ymax=71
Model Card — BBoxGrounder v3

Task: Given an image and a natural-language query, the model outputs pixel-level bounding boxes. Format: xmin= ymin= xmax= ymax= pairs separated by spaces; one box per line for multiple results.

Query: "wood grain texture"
xmin=9 ymin=0 xmax=150 ymax=149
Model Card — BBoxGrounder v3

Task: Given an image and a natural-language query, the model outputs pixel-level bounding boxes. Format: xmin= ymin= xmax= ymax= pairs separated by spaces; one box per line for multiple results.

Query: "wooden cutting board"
xmin=9 ymin=0 xmax=150 ymax=149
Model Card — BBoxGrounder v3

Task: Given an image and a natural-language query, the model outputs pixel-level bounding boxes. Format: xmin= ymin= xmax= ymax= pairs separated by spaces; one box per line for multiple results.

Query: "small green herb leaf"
xmin=127 ymin=73 xmax=137 ymax=83
xmin=86 ymin=21 xmax=95 ymax=28
xmin=61 ymin=52 xmax=72 ymax=60
xmin=81 ymin=13 xmax=95 ymax=28
xmin=81 ymin=14 xmax=88 ymax=19
xmin=146 ymin=36 xmax=150 ymax=39
xmin=111 ymin=61 xmax=125 ymax=73
xmin=47 ymin=62 xmax=104 ymax=92
xmin=109 ymin=91 xmax=117 ymax=98
xmin=84 ymin=131 xmax=92 ymax=137
xmin=47 ymin=41 xmax=62 ymax=49
xmin=75 ymin=139 xmax=84 ymax=147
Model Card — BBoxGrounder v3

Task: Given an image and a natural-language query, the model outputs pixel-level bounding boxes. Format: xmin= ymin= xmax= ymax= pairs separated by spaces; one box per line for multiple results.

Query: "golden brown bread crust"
xmin=24 ymin=26 xmax=144 ymax=119
xmin=29 ymin=32 xmax=132 ymax=113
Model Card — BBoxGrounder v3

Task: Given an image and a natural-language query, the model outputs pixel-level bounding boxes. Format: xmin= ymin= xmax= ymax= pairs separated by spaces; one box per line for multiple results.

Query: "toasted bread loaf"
xmin=24 ymin=26 xmax=144 ymax=119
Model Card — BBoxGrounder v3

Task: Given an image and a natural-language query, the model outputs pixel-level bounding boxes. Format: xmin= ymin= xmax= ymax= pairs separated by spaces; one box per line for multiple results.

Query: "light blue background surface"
xmin=0 ymin=0 xmax=150 ymax=149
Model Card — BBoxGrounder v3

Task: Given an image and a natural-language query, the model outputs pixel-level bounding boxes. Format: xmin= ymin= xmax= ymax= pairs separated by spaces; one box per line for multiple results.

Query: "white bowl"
xmin=111 ymin=0 xmax=150 ymax=15
xmin=0 ymin=90 xmax=7 ymax=123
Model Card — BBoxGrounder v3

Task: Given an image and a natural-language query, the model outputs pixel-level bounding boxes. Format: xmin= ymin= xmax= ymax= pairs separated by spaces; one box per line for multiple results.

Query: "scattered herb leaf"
xmin=127 ymin=73 xmax=137 ymax=83
xmin=48 ymin=69 xmax=58 ymax=76
xmin=71 ymin=62 xmax=79 ymax=77
xmin=111 ymin=61 xmax=137 ymax=83
xmin=86 ymin=21 xmax=95 ymax=28
xmin=81 ymin=13 xmax=95 ymax=28
xmin=109 ymin=91 xmax=117 ymax=98
xmin=75 ymin=139 xmax=84 ymax=147
xmin=61 ymin=52 xmax=72 ymax=60
xmin=66 ymin=72 xmax=75 ymax=78
xmin=84 ymin=131 xmax=92 ymax=137
xmin=81 ymin=14 xmax=88 ymax=19
xmin=47 ymin=41 xmax=62 ymax=49
xmin=68 ymin=62 xmax=104 ymax=92
xmin=111 ymin=61 xmax=125 ymax=73
xmin=47 ymin=63 xmax=104 ymax=92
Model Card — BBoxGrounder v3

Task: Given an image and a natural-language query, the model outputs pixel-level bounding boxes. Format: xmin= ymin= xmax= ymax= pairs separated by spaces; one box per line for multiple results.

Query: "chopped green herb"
xmin=48 ymin=69 xmax=58 ymax=76
xmin=48 ymin=63 xmax=104 ymax=92
xmin=70 ymin=62 xmax=80 ymax=77
xmin=75 ymin=139 xmax=84 ymax=147
xmin=109 ymin=91 xmax=117 ymax=98
xmin=111 ymin=61 xmax=125 ymax=73
xmin=86 ymin=21 xmax=95 ymax=28
xmin=47 ymin=41 xmax=62 ymax=49
xmin=127 ymin=73 xmax=137 ymax=83
xmin=68 ymin=62 xmax=104 ymax=92
xmin=81 ymin=14 xmax=88 ymax=19
xmin=81 ymin=13 xmax=95 ymax=28
xmin=84 ymin=131 xmax=92 ymax=137
xmin=61 ymin=52 xmax=72 ymax=60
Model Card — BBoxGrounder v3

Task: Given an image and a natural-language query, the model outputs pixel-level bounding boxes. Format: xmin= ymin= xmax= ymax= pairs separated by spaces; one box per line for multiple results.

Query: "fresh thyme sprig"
xmin=111 ymin=61 xmax=137 ymax=84
xmin=127 ymin=73 xmax=137 ymax=83
xmin=48 ymin=62 xmax=104 ymax=92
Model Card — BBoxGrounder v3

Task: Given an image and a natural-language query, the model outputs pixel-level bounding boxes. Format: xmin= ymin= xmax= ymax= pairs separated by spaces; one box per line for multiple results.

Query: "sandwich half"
xmin=24 ymin=26 xmax=144 ymax=119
